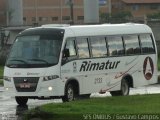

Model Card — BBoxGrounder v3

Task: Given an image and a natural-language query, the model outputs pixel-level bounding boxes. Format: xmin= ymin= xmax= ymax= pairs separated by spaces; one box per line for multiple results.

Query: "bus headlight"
xmin=48 ymin=86 xmax=53 ymax=91
xmin=5 ymin=87 xmax=9 ymax=91
xmin=43 ymin=75 xmax=59 ymax=81
xmin=3 ymin=76 xmax=11 ymax=82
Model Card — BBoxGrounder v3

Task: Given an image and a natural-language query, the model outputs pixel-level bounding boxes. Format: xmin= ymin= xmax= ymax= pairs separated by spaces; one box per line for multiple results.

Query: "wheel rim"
xmin=67 ymin=87 xmax=74 ymax=101
xmin=122 ymin=81 xmax=128 ymax=95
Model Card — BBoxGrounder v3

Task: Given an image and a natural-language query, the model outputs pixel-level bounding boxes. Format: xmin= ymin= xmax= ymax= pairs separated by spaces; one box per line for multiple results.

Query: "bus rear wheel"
xmin=110 ymin=78 xmax=129 ymax=96
xmin=121 ymin=79 xmax=129 ymax=96
xmin=15 ymin=97 xmax=28 ymax=106
xmin=62 ymin=84 xmax=75 ymax=102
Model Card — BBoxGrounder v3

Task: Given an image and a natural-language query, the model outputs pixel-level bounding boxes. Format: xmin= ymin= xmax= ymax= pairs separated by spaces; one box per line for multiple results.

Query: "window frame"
xmin=90 ymin=36 xmax=108 ymax=58
xmin=76 ymin=37 xmax=91 ymax=59
xmin=62 ymin=33 xmax=156 ymax=65
xmin=123 ymin=35 xmax=141 ymax=55
xmin=65 ymin=38 xmax=77 ymax=57
xmin=139 ymin=34 xmax=156 ymax=54
xmin=107 ymin=35 xmax=125 ymax=57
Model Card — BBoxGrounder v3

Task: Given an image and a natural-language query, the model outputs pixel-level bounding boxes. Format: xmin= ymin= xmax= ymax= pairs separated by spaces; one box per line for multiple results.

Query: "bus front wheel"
xmin=62 ymin=84 xmax=75 ymax=102
xmin=15 ymin=97 xmax=28 ymax=105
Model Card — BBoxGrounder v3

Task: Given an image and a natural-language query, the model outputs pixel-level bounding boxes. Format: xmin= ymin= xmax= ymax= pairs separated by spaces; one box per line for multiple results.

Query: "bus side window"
xmin=76 ymin=37 xmax=90 ymax=58
xmin=63 ymin=38 xmax=77 ymax=60
xmin=140 ymin=34 xmax=155 ymax=54
xmin=90 ymin=36 xmax=107 ymax=57
xmin=123 ymin=35 xmax=140 ymax=55
xmin=107 ymin=36 xmax=124 ymax=56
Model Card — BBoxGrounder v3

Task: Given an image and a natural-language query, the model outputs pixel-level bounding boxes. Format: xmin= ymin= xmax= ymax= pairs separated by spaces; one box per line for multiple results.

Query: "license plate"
xmin=19 ymin=83 xmax=31 ymax=88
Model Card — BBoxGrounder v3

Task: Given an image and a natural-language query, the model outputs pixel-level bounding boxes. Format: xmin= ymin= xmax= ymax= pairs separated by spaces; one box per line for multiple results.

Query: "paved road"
xmin=0 ymin=84 xmax=160 ymax=120
xmin=0 ymin=91 xmax=61 ymax=120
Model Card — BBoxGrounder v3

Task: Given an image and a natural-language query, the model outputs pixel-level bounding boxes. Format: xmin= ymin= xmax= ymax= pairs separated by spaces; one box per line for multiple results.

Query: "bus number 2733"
xmin=94 ymin=78 xmax=102 ymax=84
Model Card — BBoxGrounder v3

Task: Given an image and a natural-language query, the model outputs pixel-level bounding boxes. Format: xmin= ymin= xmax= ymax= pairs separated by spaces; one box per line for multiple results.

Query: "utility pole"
xmin=6 ymin=0 xmax=9 ymax=26
xmin=108 ymin=0 xmax=111 ymax=16
xmin=33 ymin=0 xmax=38 ymax=26
xmin=60 ymin=0 xmax=63 ymax=23
xmin=69 ymin=0 xmax=74 ymax=25
xmin=108 ymin=0 xmax=112 ymax=22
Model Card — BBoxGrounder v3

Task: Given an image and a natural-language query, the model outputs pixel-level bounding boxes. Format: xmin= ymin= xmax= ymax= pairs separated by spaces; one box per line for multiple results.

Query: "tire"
xmin=110 ymin=78 xmax=129 ymax=96
xmin=15 ymin=97 xmax=28 ymax=106
xmin=62 ymin=84 xmax=75 ymax=102
xmin=121 ymin=79 xmax=129 ymax=96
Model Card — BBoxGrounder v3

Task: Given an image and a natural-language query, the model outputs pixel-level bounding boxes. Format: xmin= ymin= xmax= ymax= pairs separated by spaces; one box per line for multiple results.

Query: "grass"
xmin=24 ymin=94 xmax=160 ymax=120
xmin=0 ymin=66 xmax=3 ymax=86
xmin=0 ymin=80 xmax=3 ymax=86
xmin=0 ymin=66 xmax=3 ymax=77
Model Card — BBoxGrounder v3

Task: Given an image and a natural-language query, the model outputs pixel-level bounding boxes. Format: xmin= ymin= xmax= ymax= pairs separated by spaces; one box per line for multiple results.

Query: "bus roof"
xmin=23 ymin=23 xmax=152 ymax=37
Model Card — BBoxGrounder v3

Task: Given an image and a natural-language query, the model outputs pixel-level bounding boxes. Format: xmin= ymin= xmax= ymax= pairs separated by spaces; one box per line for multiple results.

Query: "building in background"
xmin=0 ymin=0 xmax=6 ymax=26
xmin=111 ymin=0 xmax=160 ymax=21
xmin=0 ymin=0 xmax=108 ymax=26
xmin=0 ymin=0 xmax=160 ymax=26
xmin=7 ymin=0 xmax=23 ymax=26
xmin=23 ymin=0 xmax=108 ymax=25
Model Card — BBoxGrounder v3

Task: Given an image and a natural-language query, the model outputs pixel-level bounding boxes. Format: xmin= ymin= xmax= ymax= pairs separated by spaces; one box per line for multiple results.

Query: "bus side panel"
xmin=129 ymin=54 xmax=157 ymax=88
xmin=61 ymin=53 xmax=157 ymax=95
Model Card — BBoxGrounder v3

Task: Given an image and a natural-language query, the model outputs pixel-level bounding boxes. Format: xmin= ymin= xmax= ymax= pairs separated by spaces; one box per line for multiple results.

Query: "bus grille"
xmin=13 ymin=77 xmax=39 ymax=92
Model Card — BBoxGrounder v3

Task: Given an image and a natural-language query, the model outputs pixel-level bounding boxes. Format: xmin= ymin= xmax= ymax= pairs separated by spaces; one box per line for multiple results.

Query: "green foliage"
xmin=100 ymin=11 xmax=132 ymax=23
xmin=112 ymin=11 xmax=132 ymax=19
xmin=147 ymin=12 xmax=160 ymax=19
xmin=100 ymin=13 xmax=110 ymax=23
xmin=0 ymin=80 xmax=3 ymax=86
xmin=0 ymin=66 xmax=4 ymax=77
xmin=0 ymin=66 xmax=4 ymax=86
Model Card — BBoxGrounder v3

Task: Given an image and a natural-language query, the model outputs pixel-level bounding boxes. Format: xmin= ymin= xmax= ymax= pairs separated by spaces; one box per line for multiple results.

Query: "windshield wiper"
xmin=9 ymin=59 xmax=28 ymax=64
xmin=28 ymin=58 xmax=49 ymax=64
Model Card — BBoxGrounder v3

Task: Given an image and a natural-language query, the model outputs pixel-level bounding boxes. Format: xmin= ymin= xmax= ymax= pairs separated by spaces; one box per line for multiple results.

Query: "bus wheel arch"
xmin=120 ymin=74 xmax=133 ymax=96
xmin=62 ymin=79 xmax=79 ymax=102
xmin=122 ymin=74 xmax=134 ymax=88
xmin=110 ymin=74 xmax=133 ymax=96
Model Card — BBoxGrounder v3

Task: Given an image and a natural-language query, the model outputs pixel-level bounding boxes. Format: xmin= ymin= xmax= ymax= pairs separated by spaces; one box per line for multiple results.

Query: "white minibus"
xmin=3 ymin=23 xmax=158 ymax=105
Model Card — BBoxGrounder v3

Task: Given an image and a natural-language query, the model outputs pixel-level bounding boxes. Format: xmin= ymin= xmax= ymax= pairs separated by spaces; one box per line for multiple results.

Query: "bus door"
xmin=61 ymin=38 xmax=84 ymax=91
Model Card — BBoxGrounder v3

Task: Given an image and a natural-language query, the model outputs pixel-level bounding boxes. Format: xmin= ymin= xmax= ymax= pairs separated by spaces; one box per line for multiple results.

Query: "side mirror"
xmin=63 ymin=49 xmax=70 ymax=58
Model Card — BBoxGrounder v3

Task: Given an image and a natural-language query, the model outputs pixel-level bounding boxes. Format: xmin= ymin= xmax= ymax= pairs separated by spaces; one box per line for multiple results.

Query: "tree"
xmin=147 ymin=12 xmax=160 ymax=21
xmin=100 ymin=11 xmax=132 ymax=23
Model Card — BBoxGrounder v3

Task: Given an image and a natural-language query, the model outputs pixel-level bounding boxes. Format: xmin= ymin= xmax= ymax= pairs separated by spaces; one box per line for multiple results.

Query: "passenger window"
xmin=90 ymin=37 xmax=107 ymax=57
xmin=65 ymin=38 xmax=76 ymax=57
xmin=124 ymin=35 xmax=140 ymax=55
xmin=140 ymin=34 xmax=155 ymax=53
xmin=77 ymin=38 xmax=90 ymax=58
xmin=107 ymin=36 xmax=124 ymax=56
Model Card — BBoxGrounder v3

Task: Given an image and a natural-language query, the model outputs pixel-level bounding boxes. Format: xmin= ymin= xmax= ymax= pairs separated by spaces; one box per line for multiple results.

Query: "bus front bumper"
xmin=3 ymin=79 xmax=65 ymax=98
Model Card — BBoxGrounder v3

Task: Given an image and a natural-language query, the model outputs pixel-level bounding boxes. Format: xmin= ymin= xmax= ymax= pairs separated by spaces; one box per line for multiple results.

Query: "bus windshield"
xmin=6 ymin=35 xmax=63 ymax=68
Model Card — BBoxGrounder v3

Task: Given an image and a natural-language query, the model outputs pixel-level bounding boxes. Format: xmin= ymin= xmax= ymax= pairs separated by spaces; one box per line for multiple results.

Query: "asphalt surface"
xmin=0 ymin=84 xmax=160 ymax=120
